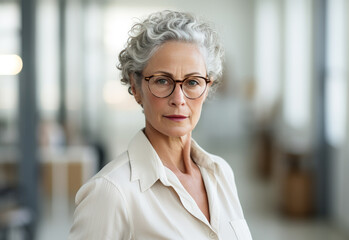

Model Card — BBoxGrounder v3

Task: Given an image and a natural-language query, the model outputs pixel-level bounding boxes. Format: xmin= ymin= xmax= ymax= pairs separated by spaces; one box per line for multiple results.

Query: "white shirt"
xmin=69 ymin=130 xmax=252 ymax=240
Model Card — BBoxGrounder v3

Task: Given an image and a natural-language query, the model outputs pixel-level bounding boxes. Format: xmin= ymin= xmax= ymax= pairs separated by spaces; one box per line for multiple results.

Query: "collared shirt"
xmin=69 ymin=130 xmax=252 ymax=240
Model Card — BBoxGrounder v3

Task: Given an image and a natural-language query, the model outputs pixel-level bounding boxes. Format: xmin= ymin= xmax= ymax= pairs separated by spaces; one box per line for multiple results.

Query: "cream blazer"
xmin=69 ymin=130 xmax=252 ymax=240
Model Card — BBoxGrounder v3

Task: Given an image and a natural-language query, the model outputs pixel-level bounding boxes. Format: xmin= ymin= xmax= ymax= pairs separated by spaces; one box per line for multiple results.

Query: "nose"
xmin=169 ymin=83 xmax=186 ymax=106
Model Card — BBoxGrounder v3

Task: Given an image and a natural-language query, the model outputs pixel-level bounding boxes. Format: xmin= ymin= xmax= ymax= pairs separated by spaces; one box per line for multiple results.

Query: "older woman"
xmin=69 ymin=10 xmax=252 ymax=240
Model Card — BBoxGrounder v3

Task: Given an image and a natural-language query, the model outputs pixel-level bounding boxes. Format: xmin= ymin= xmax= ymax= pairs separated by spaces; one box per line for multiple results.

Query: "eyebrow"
xmin=152 ymin=71 xmax=206 ymax=78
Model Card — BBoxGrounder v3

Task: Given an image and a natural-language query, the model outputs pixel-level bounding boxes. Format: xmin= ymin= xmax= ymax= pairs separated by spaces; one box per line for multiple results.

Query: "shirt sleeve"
xmin=69 ymin=177 xmax=132 ymax=240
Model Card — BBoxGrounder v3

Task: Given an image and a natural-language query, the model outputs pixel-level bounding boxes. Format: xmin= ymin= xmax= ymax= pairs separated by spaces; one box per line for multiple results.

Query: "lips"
xmin=164 ymin=115 xmax=188 ymax=122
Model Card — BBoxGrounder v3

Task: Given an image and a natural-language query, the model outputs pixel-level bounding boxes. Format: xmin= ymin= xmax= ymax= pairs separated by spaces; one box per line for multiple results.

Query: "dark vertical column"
xmin=313 ymin=0 xmax=329 ymax=217
xmin=58 ymin=0 xmax=67 ymax=128
xmin=19 ymin=0 xmax=39 ymax=238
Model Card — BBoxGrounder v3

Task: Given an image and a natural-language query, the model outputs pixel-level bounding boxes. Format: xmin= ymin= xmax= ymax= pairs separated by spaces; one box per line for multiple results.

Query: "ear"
xmin=130 ymin=74 xmax=142 ymax=104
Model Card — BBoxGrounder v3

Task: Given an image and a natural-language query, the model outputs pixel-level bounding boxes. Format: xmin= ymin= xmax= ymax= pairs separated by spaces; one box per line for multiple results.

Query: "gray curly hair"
xmin=117 ymin=10 xmax=224 ymax=93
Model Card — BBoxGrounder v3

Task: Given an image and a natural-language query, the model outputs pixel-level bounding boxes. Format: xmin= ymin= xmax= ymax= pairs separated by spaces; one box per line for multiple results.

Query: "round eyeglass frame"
xmin=143 ymin=74 xmax=211 ymax=99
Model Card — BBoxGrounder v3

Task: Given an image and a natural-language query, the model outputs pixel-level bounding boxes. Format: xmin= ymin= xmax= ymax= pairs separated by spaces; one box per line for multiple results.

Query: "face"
xmin=131 ymin=41 xmax=211 ymax=138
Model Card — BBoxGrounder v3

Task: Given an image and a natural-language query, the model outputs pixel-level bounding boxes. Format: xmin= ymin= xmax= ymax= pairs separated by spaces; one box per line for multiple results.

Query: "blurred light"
xmin=326 ymin=79 xmax=346 ymax=146
xmin=37 ymin=0 xmax=60 ymax=115
xmin=104 ymin=7 xmax=163 ymax=52
xmin=0 ymin=3 xmax=20 ymax=31
xmin=103 ymin=6 xmax=164 ymax=111
xmin=326 ymin=0 xmax=348 ymax=147
xmin=283 ymin=0 xmax=311 ymax=129
xmin=255 ymin=0 xmax=280 ymax=119
xmin=0 ymin=54 xmax=23 ymax=75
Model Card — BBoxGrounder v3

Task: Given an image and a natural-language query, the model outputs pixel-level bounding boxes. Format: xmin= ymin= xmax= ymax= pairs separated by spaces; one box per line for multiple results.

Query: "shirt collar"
xmin=190 ymin=139 xmax=218 ymax=173
xmin=128 ymin=130 xmax=167 ymax=192
xmin=128 ymin=130 xmax=218 ymax=192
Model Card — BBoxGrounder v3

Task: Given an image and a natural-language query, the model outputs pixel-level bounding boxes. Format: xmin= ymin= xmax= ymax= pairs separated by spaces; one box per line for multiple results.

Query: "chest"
xmin=176 ymin=172 xmax=210 ymax=222
xmin=122 ymin=172 xmax=251 ymax=239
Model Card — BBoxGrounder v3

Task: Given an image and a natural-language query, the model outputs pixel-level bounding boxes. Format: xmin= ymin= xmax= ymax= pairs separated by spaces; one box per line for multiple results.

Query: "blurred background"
xmin=0 ymin=0 xmax=348 ymax=239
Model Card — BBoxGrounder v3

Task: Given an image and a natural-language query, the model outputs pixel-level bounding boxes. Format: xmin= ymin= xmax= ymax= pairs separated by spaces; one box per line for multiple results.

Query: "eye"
xmin=152 ymin=76 xmax=171 ymax=85
xmin=185 ymin=77 xmax=204 ymax=88
xmin=187 ymin=79 xmax=199 ymax=86
xmin=156 ymin=78 xmax=169 ymax=85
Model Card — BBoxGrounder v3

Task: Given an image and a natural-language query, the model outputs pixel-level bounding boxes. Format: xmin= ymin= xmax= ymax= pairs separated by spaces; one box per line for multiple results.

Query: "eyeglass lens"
xmin=148 ymin=75 xmax=207 ymax=98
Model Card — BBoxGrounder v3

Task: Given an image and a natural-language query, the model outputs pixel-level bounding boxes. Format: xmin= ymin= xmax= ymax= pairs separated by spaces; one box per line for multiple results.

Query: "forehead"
xmin=143 ymin=41 xmax=207 ymax=76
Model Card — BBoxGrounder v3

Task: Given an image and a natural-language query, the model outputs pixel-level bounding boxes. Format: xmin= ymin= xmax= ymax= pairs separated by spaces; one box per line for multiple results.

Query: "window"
xmin=325 ymin=0 xmax=348 ymax=147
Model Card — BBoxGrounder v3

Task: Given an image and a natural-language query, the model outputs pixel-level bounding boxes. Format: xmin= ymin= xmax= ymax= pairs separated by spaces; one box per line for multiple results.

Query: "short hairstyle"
xmin=117 ymin=10 xmax=224 ymax=93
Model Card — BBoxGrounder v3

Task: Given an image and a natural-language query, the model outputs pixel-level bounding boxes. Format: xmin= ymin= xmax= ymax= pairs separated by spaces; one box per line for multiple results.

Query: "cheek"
xmin=191 ymin=101 xmax=205 ymax=120
xmin=142 ymin=92 xmax=164 ymax=116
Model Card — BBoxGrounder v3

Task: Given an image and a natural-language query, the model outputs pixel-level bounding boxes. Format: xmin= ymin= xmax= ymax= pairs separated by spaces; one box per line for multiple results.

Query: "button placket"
xmin=209 ymin=230 xmax=217 ymax=239
xmin=201 ymin=166 xmax=220 ymax=232
xmin=165 ymin=167 xmax=211 ymax=225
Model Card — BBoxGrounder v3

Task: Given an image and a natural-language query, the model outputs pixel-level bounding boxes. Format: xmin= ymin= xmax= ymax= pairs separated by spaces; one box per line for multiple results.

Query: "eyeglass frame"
xmin=143 ymin=73 xmax=211 ymax=99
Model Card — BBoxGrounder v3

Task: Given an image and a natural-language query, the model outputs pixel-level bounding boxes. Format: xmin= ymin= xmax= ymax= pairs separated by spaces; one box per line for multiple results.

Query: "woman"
xmin=69 ymin=10 xmax=252 ymax=239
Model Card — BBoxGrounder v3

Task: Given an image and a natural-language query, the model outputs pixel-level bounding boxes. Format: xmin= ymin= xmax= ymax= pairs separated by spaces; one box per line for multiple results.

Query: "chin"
xmin=161 ymin=126 xmax=192 ymax=138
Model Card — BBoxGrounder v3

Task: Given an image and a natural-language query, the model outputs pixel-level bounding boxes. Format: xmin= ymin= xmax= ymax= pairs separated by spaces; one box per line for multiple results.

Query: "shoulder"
xmin=93 ymin=151 xmax=131 ymax=184
xmin=75 ymin=150 xmax=131 ymax=202
xmin=70 ymin=151 xmax=134 ymax=239
xmin=209 ymin=152 xmax=231 ymax=169
xmin=191 ymin=139 xmax=236 ymax=181
xmin=75 ymin=151 xmax=132 ymax=203
xmin=208 ymin=153 xmax=236 ymax=180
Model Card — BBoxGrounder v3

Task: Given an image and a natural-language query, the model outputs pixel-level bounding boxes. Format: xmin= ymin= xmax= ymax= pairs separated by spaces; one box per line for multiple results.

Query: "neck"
xmin=144 ymin=124 xmax=194 ymax=174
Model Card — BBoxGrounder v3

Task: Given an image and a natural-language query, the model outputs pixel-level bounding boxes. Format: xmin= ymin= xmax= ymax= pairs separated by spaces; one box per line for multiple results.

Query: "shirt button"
xmin=209 ymin=231 xmax=216 ymax=239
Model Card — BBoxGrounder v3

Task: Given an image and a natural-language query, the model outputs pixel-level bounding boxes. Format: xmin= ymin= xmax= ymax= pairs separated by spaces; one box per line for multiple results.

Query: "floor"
xmin=35 ymin=137 xmax=348 ymax=240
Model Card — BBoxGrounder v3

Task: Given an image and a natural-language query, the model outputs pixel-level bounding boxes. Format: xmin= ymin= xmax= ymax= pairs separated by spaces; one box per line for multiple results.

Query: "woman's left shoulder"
xmin=209 ymin=153 xmax=230 ymax=167
xmin=192 ymin=140 xmax=235 ymax=178
xmin=206 ymin=153 xmax=235 ymax=178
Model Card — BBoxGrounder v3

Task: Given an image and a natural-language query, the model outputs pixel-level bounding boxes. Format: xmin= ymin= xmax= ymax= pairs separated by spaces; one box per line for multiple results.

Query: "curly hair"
xmin=117 ymin=10 xmax=224 ymax=93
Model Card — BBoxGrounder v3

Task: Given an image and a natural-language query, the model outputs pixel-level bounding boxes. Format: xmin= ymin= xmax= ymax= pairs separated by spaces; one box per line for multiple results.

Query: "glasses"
xmin=144 ymin=74 xmax=211 ymax=99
